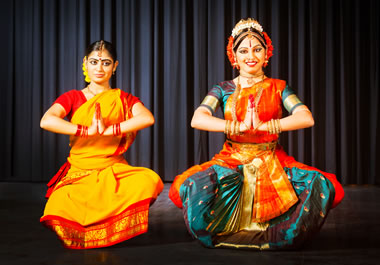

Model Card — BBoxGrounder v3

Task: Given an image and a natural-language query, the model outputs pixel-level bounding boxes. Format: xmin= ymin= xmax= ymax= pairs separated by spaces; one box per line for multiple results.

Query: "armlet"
xmin=283 ymin=94 xmax=304 ymax=114
xmin=200 ymin=95 xmax=220 ymax=114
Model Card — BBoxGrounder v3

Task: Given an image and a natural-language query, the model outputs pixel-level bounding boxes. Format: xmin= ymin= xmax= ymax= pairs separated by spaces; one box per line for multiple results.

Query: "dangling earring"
xmin=233 ymin=57 xmax=239 ymax=69
xmin=82 ymin=57 xmax=91 ymax=83
xmin=113 ymin=70 xmax=116 ymax=75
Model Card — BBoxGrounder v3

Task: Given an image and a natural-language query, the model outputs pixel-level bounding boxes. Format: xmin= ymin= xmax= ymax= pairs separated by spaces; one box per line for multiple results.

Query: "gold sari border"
xmin=41 ymin=198 xmax=152 ymax=249
xmin=215 ymin=242 xmax=270 ymax=250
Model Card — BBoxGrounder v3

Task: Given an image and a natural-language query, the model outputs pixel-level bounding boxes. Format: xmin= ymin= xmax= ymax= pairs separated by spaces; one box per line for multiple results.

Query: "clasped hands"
xmin=239 ymin=95 xmax=262 ymax=133
xmin=88 ymin=103 xmax=107 ymax=136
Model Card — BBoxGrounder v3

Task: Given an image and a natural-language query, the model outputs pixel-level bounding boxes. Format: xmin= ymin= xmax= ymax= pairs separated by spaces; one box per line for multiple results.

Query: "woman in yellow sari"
xmin=40 ymin=40 xmax=163 ymax=249
xmin=169 ymin=19 xmax=344 ymax=249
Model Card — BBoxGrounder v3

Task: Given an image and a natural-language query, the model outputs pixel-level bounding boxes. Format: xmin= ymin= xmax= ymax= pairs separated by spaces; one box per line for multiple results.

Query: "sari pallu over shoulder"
xmin=68 ymin=89 xmax=137 ymax=170
xmin=45 ymin=89 xmax=138 ymax=196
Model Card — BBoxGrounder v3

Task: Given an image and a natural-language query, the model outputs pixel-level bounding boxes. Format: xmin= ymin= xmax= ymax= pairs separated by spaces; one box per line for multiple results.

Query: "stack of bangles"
xmin=113 ymin=123 xmax=121 ymax=136
xmin=75 ymin=124 xmax=88 ymax=138
xmin=224 ymin=120 xmax=249 ymax=136
xmin=266 ymin=119 xmax=282 ymax=134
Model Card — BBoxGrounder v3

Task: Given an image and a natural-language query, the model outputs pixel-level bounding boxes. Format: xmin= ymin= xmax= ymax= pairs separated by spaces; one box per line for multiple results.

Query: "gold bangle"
xmin=224 ymin=120 xmax=229 ymax=134
xmin=235 ymin=121 xmax=240 ymax=135
xmin=268 ymin=119 xmax=274 ymax=134
xmin=226 ymin=120 xmax=230 ymax=136
xmin=275 ymin=119 xmax=281 ymax=134
xmin=231 ymin=121 xmax=235 ymax=136
xmin=267 ymin=120 xmax=271 ymax=134
xmin=274 ymin=119 xmax=279 ymax=134
xmin=277 ymin=119 xmax=282 ymax=133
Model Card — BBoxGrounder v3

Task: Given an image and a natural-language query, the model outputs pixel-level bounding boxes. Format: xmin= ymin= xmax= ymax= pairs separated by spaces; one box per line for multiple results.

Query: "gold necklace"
xmin=231 ymin=75 xmax=265 ymax=121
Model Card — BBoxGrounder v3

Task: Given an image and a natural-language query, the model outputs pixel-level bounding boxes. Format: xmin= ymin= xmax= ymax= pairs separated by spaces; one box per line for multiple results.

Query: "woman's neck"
xmin=238 ymin=72 xmax=266 ymax=87
xmin=87 ymin=82 xmax=111 ymax=95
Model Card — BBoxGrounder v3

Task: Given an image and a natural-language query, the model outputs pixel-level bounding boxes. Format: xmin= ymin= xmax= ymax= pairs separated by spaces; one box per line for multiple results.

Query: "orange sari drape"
xmin=170 ymin=79 xmax=297 ymax=222
xmin=41 ymin=89 xmax=163 ymax=249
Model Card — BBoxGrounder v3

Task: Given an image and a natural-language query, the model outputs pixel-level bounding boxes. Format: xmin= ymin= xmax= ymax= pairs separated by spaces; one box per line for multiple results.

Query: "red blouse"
xmin=54 ymin=90 xmax=141 ymax=121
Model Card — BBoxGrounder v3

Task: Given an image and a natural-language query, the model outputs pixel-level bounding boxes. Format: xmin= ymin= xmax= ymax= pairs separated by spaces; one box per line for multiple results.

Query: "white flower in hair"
xmin=231 ymin=18 xmax=263 ymax=38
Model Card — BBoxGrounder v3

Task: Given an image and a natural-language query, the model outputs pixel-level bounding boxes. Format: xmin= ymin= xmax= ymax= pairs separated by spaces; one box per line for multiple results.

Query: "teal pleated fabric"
xmin=180 ymin=165 xmax=335 ymax=249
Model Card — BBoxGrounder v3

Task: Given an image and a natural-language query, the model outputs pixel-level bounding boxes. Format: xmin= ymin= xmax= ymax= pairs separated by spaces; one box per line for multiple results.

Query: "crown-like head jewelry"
xmin=231 ymin=18 xmax=264 ymax=38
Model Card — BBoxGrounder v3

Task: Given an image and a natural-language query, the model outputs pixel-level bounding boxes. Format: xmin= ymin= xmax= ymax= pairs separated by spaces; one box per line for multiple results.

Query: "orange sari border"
xmin=40 ymin=198 xmax=152 ymax=249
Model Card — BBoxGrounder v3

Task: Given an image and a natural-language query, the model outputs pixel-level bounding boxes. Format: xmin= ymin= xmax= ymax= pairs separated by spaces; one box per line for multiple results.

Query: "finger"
xmin=96 ymin=103 xmax=101 ymax=120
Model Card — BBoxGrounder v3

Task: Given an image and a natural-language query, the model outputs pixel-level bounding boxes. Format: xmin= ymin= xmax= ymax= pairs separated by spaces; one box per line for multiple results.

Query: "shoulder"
xmin=59 ymin=89 xmax=83 ymax=98
xmin=119 ymin=89 xmax=142 ymax=106
xmin=210 ymin=80 xmax=235 ymax=95
xmin=216 ymin=80 xmax=235 ymax=90
xmin=268 ymin=78 xmax=286 ymax=89
xmin=55 ymin=89 xmax=84 ymax=103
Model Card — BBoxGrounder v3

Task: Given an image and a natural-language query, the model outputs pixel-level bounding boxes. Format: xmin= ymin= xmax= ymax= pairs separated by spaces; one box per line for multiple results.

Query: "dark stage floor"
xmin=1 ymin=183 xmax=380 ymax=265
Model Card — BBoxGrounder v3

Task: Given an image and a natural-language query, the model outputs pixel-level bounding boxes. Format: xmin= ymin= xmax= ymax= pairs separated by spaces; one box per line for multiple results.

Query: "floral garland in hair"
xmin=82 ymin=56 xmax=91 ymax=83
xmin=226 ymin=20 xmax=274 ymax=68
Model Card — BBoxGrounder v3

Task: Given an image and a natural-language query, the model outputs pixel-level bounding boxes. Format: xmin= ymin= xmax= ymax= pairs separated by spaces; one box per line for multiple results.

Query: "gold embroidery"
xmin=215 ymin=242 xmax=270 ymax=250
xmin=43 ymin=202 xmax=150 ymax=249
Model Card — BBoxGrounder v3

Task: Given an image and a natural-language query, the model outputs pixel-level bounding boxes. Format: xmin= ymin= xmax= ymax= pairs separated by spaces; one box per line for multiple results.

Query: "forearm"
xmin=191 ymin=108 xmax=226 ymax=132
xmin=40 ymin=114 xmax=78 ymax=135
xmin=102 ymin=113 xmax=155 ymax=136
xmin=258 ymin=109 xmax=314 ymax=132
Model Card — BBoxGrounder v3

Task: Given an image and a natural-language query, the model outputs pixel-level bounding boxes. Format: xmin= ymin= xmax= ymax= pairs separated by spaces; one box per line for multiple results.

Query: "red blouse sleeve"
xmin=120 ymin=90 xmax=143 ymax=112
xmin=53 ymin=90 xmax=87 ymax=121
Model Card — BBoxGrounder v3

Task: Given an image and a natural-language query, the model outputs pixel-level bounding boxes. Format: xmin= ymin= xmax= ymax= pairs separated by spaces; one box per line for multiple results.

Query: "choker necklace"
xmin=240 ymin=72 xmax=265 ymax=85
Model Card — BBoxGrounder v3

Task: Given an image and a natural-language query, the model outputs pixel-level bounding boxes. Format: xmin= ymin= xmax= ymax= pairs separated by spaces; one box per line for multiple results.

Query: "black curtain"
xmin=2 ymin=0 xmax=379 ymax=184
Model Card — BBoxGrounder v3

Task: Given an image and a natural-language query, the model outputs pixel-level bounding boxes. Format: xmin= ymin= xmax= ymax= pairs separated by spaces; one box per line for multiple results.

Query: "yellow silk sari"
xmin=41 ymin=89 xmax=163 ymax=249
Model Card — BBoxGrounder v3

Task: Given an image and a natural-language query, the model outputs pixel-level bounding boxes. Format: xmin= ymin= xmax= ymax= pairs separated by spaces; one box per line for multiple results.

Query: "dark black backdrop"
xmin=2 ymin=0 xmax=379 ymax=184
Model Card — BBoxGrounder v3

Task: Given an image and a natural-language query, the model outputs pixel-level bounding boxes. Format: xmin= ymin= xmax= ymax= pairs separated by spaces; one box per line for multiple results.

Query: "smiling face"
xmin=235 ymin=36 xmax=266 ymax=76
xmin=84 ymin=50 xmax=118 ymax=85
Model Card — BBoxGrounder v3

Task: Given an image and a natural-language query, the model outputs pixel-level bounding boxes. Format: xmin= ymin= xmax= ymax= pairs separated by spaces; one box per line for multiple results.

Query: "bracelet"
xmin=75 ymin=124 xmax=88 ymax=138
xmin=224 ymin=120 xmax=230 ymax=135
xmin=266 ymin=119 xmax=281 ymax=135
xmin=82 ymin=126 xmax=88 ymax=138
xmin=275 ymin=119 xmax=282 ymax=133
xmin=267 ymin=119 xmax=273 ymax=135
xmin=235 ymin=121 xmax=240 ymax=135
xmin=75 ymin=125 xmax=82 ymax=136
xmin=113 ymin=123 xmax=121 ymax=136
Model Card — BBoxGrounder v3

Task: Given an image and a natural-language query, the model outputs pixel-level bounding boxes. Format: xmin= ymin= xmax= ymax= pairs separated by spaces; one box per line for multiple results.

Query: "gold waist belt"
xmin=227 ymin=140 xmax=277 ymax=153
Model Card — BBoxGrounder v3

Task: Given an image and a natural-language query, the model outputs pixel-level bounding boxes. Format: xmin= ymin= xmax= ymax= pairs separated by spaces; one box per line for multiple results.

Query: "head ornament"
xmin=227 ymin=18 xmax=274 ymax=68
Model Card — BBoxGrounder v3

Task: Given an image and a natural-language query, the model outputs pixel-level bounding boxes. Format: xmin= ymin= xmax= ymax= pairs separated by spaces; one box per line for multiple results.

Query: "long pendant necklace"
xmin=231 ymin=75 xmax=266 ymax=121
